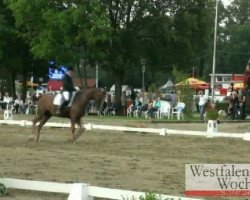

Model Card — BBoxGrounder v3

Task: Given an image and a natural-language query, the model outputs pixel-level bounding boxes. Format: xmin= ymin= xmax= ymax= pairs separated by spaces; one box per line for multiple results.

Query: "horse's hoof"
xmin=75 ymin=132 xmax=83 ymax=140
xmin=67 ymin=138 xmax=75 ymax=143
xmin=28 ymin=135 xmax=35 ymax=141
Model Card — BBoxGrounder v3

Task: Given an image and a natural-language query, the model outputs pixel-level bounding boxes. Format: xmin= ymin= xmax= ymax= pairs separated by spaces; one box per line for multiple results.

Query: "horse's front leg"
xmin=74 ymin=119 xmax=85 ymax=140
xmin=32 ymin=115 xmax=43 ymax=137
xmin=36 ymin=115 xmax=51 ymax=142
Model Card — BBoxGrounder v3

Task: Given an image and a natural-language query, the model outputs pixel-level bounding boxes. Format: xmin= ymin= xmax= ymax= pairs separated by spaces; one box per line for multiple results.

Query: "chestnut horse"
xmin=32 ymin=88 xmax=106 ymax=142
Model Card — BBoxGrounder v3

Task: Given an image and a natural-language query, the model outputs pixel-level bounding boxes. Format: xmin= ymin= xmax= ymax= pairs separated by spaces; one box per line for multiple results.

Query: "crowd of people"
xmin=195 ymin=88 xmax=247 ymax=120
xmin=101 ymin=88 xmax=178 ymax=119
xmin=0 ymin=91 xmax=42 ymax=115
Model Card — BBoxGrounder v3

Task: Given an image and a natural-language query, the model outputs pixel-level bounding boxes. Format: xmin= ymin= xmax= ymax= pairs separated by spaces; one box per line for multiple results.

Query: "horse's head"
xmin=93 ymin=88 xmax=107 ymax=111
xmin=81 ymin=88 xmax=106 ymax=111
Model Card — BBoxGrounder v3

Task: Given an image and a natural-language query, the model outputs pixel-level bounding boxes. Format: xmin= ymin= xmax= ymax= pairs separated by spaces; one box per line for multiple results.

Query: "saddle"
xmin=53 ymin=91 xmax=77 ymax=107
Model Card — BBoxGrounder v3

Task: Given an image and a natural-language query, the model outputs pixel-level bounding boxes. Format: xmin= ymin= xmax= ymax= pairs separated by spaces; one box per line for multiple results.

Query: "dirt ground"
xmin=1 ymin=115 xmax=250 ymax=200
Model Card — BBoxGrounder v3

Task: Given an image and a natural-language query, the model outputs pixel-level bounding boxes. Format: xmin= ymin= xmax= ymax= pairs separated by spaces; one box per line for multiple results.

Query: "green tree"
xmin=0 ymin=0 xmax=32 ymax=97
xmin=216 ymin=0 xmax=250 ymax=73
xmin=6 ymin=0 xmax=110 ymax=88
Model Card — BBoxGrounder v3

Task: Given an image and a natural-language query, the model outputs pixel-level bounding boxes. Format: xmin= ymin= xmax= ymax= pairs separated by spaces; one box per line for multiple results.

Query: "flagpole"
xmin=211 ymin=0 xmax=219 ymax=103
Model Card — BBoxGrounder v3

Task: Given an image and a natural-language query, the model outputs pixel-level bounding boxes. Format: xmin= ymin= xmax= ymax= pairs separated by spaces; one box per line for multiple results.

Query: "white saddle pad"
xmin=53 ymin=93 xmax=64 ymax=106
xmin=53 ymin=91 xmax=78 ymax=106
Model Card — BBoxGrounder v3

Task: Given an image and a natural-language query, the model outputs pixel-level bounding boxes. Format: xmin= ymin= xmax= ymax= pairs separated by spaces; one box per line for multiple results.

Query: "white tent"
xmin=110 ymin=85 xmax=131 ymax=95
xmin=160 ymin=79 xmax=174 ymax=91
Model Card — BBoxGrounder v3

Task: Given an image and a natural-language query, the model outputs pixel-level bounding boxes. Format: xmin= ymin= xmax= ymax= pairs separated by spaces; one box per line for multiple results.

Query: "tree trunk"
xmin=11 ymin=72 xmax=16 ymax=98
xmin=80 ymin=42 xmax=88 ymax=89
xmin=198 ymin=57 xmax=205 ymax=77
xmin=114 ymin=71 xmax=124 ymax=116
xmin=21 ymin=70 xmax=28 ymax=101
xmin=76 ymin=61 xmax=84 ymax=89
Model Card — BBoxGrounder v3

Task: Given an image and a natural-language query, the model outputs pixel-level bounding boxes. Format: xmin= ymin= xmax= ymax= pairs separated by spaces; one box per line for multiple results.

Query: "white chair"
xmin=4 ymin=103 xmax=13 ymax=120
xmin=171 ymin=102 xmax=185 ymax=120
xmin=159 ymin=101 xmax=171 ymax=119
xmin=133 ymin=106 xmax=141 ymax=117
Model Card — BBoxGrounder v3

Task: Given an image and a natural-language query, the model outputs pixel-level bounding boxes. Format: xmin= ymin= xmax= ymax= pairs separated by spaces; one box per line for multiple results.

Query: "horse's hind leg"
xmin=36 ymin=114 xmax=51 ymax=142
xmin=32 ymin=115 xmax=43 ymax=136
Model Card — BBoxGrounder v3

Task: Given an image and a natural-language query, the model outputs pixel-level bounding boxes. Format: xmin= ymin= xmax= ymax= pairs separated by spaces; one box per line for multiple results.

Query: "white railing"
xmin=0 ymin=119 xmax=249 ymax=141
xmin=0 ymin=178 xmax=201 ymax=200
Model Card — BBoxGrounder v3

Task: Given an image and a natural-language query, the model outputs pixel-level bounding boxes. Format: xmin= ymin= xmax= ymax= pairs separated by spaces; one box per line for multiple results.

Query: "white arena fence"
xmin=0 ymin=178 xmax=201 ymax=200
xmin=0 ymin=119 xmax=250 ymax=141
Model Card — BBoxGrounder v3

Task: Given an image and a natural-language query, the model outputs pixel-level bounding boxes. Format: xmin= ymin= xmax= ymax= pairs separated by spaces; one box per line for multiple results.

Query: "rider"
xmin=57 ymin=66 xmax=76 ymax=114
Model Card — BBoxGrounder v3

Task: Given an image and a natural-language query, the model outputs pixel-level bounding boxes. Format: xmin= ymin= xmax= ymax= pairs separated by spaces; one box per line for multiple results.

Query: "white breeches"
xmin=62 ymin=91 xmax=70 ymax=101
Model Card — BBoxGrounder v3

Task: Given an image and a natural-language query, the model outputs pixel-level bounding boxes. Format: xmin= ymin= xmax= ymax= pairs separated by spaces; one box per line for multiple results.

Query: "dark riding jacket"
xmin=62 ymin=73 xmax=75 ymax=92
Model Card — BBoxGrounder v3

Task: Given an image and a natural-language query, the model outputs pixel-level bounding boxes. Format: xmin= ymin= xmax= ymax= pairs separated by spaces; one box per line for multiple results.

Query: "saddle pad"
xmin=53 ymin=91 xmax=78 ymax=107
xmin=53 ymin=93 xmax=64 ymax=106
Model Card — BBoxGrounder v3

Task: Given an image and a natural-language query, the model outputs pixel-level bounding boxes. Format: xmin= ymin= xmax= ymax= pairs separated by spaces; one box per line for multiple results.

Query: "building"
xmin=209 ymin=73 xmax=245 ymax=96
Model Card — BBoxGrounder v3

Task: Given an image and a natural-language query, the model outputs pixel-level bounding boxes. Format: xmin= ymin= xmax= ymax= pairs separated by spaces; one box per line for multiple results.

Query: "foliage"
xmin=215 ymin=101 xmax=229 ymax=111
xmin=172 ymin=67 xmax=194 ymax=117
xmin=178 ymin=85 xmax=194 ymax=117
xmin=1 ymin=0 xmax=249 ymax=99
xmin=206 ymin=109 xmax=219 ymax=120
xmin=172 ymin=66 xmax=188 ymax=83
xmin=5 ymin=0 xmax=110 ymax=64
xmin=139 ymin=193 xmax=162 ymax=200
xmin=148 ymin=83 xmax=160 ymax=94
xmin=0 ymin=183 xmax=7 ymax=197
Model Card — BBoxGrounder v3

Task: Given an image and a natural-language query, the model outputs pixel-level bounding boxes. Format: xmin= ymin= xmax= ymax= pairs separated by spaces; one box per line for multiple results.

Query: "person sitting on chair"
xmin=57 ymin=66 xmax=76 ymax=114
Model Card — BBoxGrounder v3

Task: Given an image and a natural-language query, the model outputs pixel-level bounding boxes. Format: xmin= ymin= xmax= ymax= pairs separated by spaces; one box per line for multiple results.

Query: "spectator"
xmin=239 ymin=89 xmax=246 ymax=119
xmin=228 ymin=91 xmax=240 ymax=119
xmin=121 ymin=91 xmax=127 ymax=116
xmin=106 ymin=99 xmax=117 ymax=115
xmin=13 ymin=95 xmax=24 ymax=114
xmin=32 ymin=92 xmax=38 ymax=104
xmin=198 ymin=91 xmax=208 ymax=120
xmin=130 ymin=88 xmax=136 ymax=106
xmin=147 ymin=97 xmax=161 ymax=119
xmin=133 ymin=97 xmax=142 ymax=110
xmin=0 ymin=92 xmax=3 ymax=112
xmin=170 ymin=91 xmax=178 ymax=107
xmin=2 ymin=92 xmax=13 ymax=110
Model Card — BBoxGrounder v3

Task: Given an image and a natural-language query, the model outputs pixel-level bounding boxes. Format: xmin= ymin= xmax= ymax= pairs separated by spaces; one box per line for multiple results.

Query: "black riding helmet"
xmin=67 ymin=66 xmax=74 ymax=72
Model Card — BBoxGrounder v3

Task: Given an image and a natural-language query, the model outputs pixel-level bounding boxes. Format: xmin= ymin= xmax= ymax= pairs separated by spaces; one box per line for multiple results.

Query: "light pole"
xmin=141 ymin=59 xmax=146 ymax=91
xmin=211 ymin=0 xmax=219 ymax=103
xmin=95 ymin=62 xmax=99 ymax=88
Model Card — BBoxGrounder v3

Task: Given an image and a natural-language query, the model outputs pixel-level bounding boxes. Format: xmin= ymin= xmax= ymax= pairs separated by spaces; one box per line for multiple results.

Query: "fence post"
xmin=243 ymin=132 xmax=250 ymax=141
xmin=159 ymin=128 xmax=166 ymax=136
xmin=84 ymin=123 xmax=93 ymax=131
xmin=206 ymin=120 xmax=217 ymax=138
xmin=68 ymin=183 xmax=91 ymax=200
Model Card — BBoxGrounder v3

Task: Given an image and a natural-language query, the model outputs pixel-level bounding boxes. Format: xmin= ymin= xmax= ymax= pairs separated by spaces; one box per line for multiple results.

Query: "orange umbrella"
xmin=19 ymin=81 xmax=39 ymax=87
xmin=176 ymin=77 xmax=209 ymax=90
xmin=232 ymin=82 xmax=244 ymax=90
xmin=27 ymin=81 xmax=39 ymax=87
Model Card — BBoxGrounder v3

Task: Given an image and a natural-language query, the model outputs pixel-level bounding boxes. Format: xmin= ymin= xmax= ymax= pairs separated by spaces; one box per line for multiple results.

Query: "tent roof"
xmin=161 ymin=79 xmax=174 ymax=89
xmin=110 ymin=85 xmax=131 ymax=92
